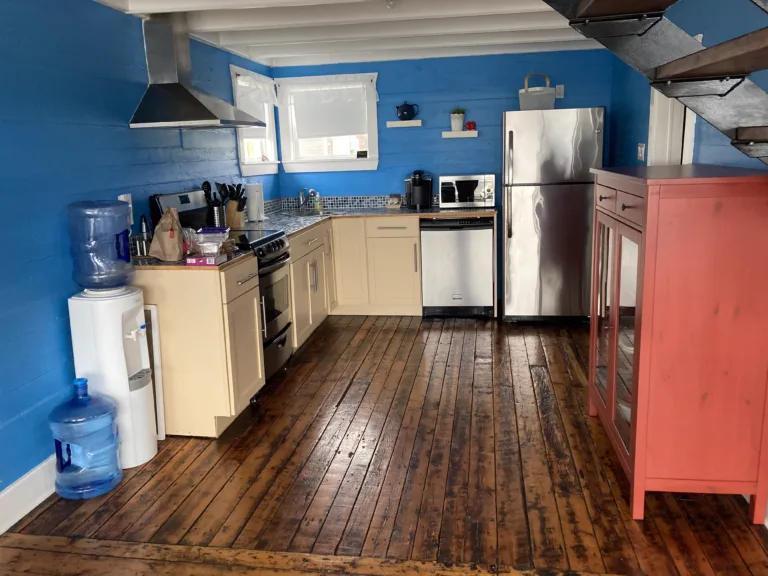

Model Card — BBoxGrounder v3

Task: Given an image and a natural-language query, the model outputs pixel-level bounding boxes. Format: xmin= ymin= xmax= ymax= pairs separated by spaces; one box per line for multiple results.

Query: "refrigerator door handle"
xmin=505 ymin=131 xmax=513 ymax=186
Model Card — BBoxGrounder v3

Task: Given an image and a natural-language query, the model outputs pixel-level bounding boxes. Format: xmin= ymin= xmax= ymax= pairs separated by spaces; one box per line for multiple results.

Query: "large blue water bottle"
xmin=48 ymin=378 xmax=122 ymax=499
xmin=67 ymin=200 xmax=134 ymax=289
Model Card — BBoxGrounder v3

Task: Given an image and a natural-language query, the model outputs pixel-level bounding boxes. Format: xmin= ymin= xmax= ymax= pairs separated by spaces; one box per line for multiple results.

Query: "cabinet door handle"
xmin=378 ymin=226 xmax=407 ymax=230
xmin=414 ymin=243 xmax=418 ymax=273
xmin=260 ymin=296 xmax=268 ymax=339
xmin=307 ymin=238 xmax=319 ymax=246
xmin=237 ymin=272 xmax=259 ymax=286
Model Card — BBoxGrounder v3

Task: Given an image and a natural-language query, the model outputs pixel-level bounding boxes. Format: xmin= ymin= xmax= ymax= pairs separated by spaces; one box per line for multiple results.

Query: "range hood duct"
xmin=130 ymin=13 xmax=265 ymax=129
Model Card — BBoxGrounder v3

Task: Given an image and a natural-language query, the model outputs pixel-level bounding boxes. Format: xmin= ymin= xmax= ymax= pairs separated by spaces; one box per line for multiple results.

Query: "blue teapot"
xmin=396 ymin=101 xmax=419 ymax=121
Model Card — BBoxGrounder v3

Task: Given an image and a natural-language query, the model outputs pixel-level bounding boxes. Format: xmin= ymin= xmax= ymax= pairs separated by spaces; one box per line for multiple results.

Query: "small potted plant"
xmin=450 ymin=107 xmax=465 ymax=132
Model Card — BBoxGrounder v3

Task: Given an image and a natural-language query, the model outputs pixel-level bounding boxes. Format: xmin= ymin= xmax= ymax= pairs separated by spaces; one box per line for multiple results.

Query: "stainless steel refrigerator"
xmin=502 ymin=108 xmax=604 ymax=319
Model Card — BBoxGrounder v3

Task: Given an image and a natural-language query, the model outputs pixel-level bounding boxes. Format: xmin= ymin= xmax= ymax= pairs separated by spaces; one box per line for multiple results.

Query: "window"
xmin=230 ymin=65 xmax=278 ymax=176
xmin=276 ymin=73 xmax=379 ymax=173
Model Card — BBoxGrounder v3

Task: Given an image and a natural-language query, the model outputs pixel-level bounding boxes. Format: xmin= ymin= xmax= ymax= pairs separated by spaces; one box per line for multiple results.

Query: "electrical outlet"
xmin=556 ymin=84 xmax=565 ymax=99
xmin=118 ymin=193 xmax=134 ymax=225
xmin=637 ymin=143 xmax=646 ymax=162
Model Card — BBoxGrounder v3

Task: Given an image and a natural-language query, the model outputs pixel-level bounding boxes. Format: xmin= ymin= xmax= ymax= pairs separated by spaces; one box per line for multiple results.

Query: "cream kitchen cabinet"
xmin=133 ymin=255 xmax=265 ymax=438
xmin=323 ymin=223 xmax=337 ymax=311
xmin=290 ymin=246 xmax=328 ymax=350
xmin=331 ymin=215 xmax=422 ymax=316
xmin=366 ymin=225 xmax=421 ymax=315
xmin=332 ymin=218 xmax=369 ymax=308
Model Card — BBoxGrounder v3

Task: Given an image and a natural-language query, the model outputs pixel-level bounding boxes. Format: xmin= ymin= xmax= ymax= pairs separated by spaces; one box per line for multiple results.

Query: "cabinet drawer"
xmin=291 ymin=222 xmax=327 ymax=261
xmin=365 ymin=216 xmax=418 ymax=238
xmin=220 ymin=256 xmax=260 ymax=303
xmin=596 ymin=184 xmax=617 ymax=213
xmin=616 ymin=191 xmax=645 ymax=228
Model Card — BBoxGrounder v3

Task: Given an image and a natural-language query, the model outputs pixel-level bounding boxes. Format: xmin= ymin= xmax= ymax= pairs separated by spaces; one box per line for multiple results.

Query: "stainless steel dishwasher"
xmin=420 ymin=216 xmax=494 ymax=317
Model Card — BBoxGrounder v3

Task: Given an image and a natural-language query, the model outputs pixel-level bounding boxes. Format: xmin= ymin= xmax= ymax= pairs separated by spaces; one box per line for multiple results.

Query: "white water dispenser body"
xmin=68 ymin=286 xmax=158 ymax=468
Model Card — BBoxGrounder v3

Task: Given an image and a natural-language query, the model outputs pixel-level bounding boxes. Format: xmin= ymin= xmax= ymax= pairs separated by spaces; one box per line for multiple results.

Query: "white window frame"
xmin=276 ymin=73 xmax=379 ymax=173
xmin=230 ymin=65 xmax=279 ymax=177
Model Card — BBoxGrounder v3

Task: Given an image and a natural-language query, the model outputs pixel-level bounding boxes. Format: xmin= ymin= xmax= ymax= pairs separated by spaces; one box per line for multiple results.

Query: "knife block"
xmin=226 ymin=202 xmax=245 ymax=228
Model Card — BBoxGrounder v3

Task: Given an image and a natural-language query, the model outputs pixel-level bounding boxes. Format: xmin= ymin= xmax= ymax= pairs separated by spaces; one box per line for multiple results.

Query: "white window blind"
xmin=292 ymin=85 xmax=368 ymax=139
xmin=276 ymin=73 xmax=379 ymax=173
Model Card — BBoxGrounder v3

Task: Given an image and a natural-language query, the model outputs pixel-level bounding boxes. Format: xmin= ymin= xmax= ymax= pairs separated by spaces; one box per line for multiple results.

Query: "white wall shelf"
xmin=442 ymin=130 xmax=478 ymax=139
xmin=386 ymin=120 xmax=422 ymax=128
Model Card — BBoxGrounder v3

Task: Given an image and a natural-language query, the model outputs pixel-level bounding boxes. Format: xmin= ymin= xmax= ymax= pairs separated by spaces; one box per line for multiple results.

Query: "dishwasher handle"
xmin=419 ymin=217 xmax=494 ymax=231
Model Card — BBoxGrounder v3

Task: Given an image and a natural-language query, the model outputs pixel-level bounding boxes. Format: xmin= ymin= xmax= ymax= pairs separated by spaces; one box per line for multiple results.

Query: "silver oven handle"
xmin=237 ymin=272 xmax=259 ymax=286
xmin=260 ymin=296 xmax=267 ymax=339
xmin=259 ymin=254 xmax=291 ymax=277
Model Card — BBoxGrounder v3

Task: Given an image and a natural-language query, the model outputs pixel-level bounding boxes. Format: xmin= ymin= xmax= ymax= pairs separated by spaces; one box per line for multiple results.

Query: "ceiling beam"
xmin=187 ymin=0 xmax=552 ymax=33
xmin=269 ymin=39 xmax=601 ymax=67
xmin=126 ymin=0 xmax=373 ymax=14
xmin=218 ymin=12 xmax=569 ymax=47
xmin=248 ymin=29 xmax=583 ymax=58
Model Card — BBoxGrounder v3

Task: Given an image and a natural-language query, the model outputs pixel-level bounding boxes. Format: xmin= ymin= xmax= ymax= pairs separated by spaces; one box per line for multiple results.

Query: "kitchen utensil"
xmin=396 ymin=101 xmax=419 ymax=120
xmin=227 ymin=184 xmax=237 ymax=201
xmin=212 ymin=205 xmax=226 ymax=228
xmin=237 ymin=196 xmax=247 ymax=212
xmin=212 ymin=191 xmax=221 ymax=207
xmin=235 ymin=184 xmax=243 ymax=198
xmin=202 ymin=181 xmax=211 ymax=195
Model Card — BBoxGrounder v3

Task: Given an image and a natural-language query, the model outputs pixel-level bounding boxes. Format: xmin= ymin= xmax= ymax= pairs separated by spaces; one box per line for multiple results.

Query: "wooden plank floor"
xmin=6 ymin=316 xmax=768 ymax=576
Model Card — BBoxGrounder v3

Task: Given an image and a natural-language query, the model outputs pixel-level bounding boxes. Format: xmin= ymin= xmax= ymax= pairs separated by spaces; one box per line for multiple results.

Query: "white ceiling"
xmin=99 ymin=0 xmax=601 ymax=67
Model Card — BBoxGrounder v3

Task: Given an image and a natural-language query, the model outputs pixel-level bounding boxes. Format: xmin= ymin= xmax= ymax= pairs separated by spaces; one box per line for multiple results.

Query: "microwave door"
xmin=456 ymin=180 xmax=478 ymax=204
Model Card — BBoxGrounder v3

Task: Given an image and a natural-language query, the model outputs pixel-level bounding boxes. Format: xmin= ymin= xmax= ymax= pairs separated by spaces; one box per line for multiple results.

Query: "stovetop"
xmin=230 ymin=228 xmax=289 ymax=263
xmin=229 ymin=228 xmax=283 ymax=250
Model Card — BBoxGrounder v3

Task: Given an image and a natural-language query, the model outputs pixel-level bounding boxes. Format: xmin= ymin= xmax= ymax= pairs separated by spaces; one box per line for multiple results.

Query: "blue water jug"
xmin=68 ymin=200 xmax=134 ymax=289
xmin=48 ymin=378 xmax=122 ymax=499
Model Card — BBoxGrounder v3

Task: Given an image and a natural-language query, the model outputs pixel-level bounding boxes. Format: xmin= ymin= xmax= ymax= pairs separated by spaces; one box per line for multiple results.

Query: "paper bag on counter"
xmin=149 ymin=208 xmax=183 ymax=261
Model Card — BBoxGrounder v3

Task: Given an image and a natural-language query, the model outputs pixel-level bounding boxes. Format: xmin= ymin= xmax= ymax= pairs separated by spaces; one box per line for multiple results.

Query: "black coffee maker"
xmin=404 ymin=170 xmax=433 ymax=210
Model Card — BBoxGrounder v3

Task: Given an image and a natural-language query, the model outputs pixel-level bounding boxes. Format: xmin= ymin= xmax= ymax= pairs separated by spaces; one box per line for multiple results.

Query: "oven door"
xmin=259 ymin=255 xmax=292 ymax=343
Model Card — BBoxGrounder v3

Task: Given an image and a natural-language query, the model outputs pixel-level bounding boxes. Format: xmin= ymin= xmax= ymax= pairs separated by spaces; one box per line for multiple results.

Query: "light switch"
xmin=556 ymin=84 xmax=565 ymax=99
xmin=118 ymin=193 xmax=134 ymax=225
xmin=637 ymin=143 xmax=646 ymax=162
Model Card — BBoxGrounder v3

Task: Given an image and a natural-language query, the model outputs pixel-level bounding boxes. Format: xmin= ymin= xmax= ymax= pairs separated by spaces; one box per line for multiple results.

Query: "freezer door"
xmin=503 ymin=108 xmax=604 ymax=185
xmin=503 ymin=184 xmax=594 ymax=318
xmin=421 ymin=228 xmax=494 ymax=307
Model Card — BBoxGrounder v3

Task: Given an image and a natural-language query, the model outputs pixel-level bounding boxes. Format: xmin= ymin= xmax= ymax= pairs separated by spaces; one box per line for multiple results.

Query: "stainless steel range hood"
xmin=130 ymin=13 xmax=265 ymax=129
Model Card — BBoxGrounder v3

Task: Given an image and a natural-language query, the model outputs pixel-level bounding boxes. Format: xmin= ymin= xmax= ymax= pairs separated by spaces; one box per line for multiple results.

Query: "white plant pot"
xmin=450 ymin=113 xmax=464 ymax=132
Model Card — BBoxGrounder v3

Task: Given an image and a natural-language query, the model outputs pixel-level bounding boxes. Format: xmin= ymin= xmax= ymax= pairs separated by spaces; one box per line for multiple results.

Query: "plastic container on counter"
xmin=48 ymin=378 xmax=122 ymax=499
xmin=68 ymin=200 xmax=134 ymax=289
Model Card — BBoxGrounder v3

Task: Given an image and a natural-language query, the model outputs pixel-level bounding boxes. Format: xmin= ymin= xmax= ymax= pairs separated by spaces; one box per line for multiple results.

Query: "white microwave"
xmin=438 ymin=174 xmax=496 ymax=208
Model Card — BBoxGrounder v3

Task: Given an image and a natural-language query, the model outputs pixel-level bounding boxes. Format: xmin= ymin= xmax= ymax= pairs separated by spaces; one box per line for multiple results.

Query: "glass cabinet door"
xmin=592 ymin=215 xmax=615 ymax=407
xmin=613 ymin=226 xmax=641 ymax=452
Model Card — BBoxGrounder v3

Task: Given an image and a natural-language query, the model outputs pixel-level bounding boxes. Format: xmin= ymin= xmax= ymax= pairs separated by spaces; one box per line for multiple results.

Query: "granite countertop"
xmin=237 ymin=206 xmax=497 ymax=236
xmin=135 ymin=206 xmax=496 ymax=270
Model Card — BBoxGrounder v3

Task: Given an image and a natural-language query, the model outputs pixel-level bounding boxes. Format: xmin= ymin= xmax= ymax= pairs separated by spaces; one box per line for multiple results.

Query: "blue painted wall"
xmin=666 ymin=0 xmax=768 ymax=169
xmin=272 ymin=50 xmax=616 ymax=199
xmin=0 ymin=0 xmax=275 ymax=492
xmin=608 ymin=56 xmax=650 ymax=167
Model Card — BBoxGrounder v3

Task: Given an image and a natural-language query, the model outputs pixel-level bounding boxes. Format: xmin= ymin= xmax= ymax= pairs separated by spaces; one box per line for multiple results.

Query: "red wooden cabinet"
xmin=588 ymin=165 xmax=768 ymax=523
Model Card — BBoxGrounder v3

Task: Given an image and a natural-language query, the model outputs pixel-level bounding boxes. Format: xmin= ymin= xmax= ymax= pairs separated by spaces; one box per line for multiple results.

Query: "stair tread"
xmin=737 ymin=126 xmax=768 ymax=141
xmin=656 ymin=28 xmax=768 ymax=80
xmin=577 ymin=0 xmax=680 ymax=18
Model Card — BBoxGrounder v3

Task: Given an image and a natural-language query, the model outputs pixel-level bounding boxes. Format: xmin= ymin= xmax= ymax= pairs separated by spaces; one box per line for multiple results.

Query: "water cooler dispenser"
xmin=67 ymin=201 xmax=158 ymax=469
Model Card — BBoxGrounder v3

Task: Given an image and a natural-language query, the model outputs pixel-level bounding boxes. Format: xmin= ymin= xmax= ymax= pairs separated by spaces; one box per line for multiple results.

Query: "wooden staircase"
xmin=541 ymin=0 xmax=768 ymax=165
